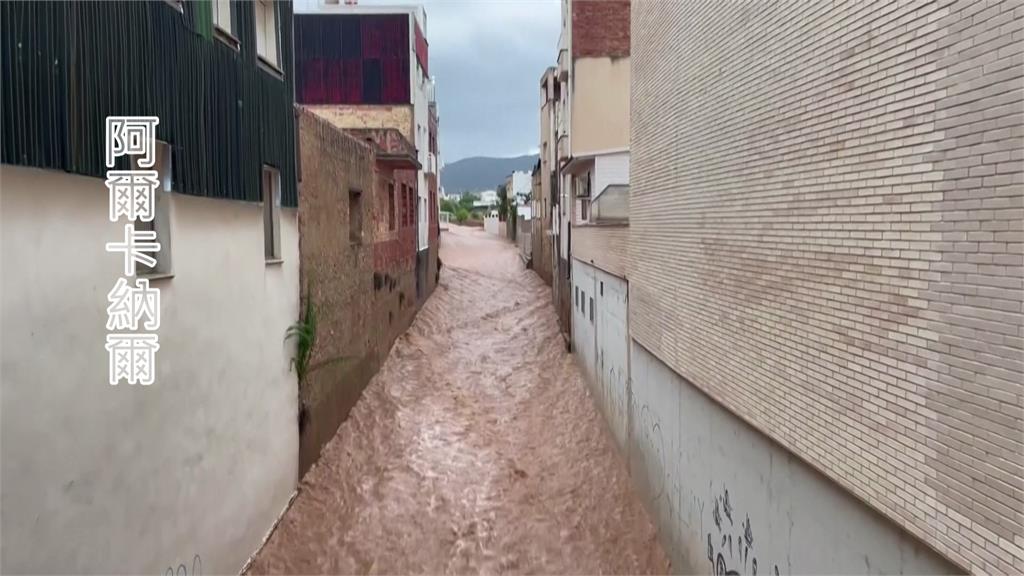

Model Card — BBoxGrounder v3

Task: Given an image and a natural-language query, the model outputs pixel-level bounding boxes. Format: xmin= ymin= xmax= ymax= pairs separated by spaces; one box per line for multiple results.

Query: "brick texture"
xmin=572 ymin=0 xmax=631 ymax=59
xmin=296 ymin=108 xmax=419 ymax=474
xmin=306 ymin=104 xmax=415 ymax=143
xmin=630 ymin=1 xmax=1023 ymax=574
xmin=574 ymin=223 xmax=629 ymax=278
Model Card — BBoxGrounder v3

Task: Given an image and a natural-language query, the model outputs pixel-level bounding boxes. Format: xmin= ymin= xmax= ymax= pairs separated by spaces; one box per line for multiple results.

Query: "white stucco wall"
xmin=572 ymin=259 xmax=629 ymax=452
xmin=1 ymin=166 xmax=300 ymax=574
xmin=594 ymin=152 xmax=629 ymax=196
xmin=627 ymin=342 xmax=958 ymax=575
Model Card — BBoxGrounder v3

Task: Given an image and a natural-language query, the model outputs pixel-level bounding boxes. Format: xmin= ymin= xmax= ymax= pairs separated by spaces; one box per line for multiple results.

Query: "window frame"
xmin=212 ymin=0 xmax=240 ymax=51
xmin=133 ymin=141 xmax=175 ymax=279
xmin=262 ymin=165 xmax=282 ymax=263
xmin=254 ymin=0 xmax=282 ymax=74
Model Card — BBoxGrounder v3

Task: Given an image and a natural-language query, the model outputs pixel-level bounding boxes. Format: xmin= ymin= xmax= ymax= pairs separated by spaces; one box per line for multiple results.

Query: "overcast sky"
xmin=429 ymin=1 xmax=560 ymax=162
xmin=360 ymin=0 xmax=561 ymax=163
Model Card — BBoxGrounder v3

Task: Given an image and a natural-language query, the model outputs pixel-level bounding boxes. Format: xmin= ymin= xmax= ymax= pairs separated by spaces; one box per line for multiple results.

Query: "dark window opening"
xmin=349 ymin=189 xmax=363 ymax=244
xmin=388 ymin=182 xmax=396 ymax=231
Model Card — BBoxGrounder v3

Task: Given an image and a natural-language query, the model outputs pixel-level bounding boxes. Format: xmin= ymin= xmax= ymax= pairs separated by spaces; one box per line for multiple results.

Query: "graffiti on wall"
xmin=164 ymin=554 xmax=201 ymax=576
xmin=707 ymin=487 xmax=780 ymax=576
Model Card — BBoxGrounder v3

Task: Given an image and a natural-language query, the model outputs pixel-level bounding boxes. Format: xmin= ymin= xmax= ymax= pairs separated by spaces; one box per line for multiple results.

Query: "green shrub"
xmin=285 ymin=287 xmax=317 ymax=385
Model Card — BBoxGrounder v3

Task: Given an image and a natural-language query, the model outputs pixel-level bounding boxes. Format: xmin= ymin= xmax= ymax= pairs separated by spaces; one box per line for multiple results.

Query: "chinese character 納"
xmin=106 ymin=277 xmax=161 ymax=331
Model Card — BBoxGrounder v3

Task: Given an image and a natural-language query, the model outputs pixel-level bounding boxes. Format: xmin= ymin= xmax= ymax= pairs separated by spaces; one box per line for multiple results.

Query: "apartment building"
xmin=547 ymin=0 xmax=633 ymax=448
xmin=1 ymin=1 xmax=300 ymax=573
xmin=630 ymin=1 xmax=1023 ymax=574
xmin=427 ymin=80 xmax=442 ymax=290
xmin=292 ymin=0 xmax=439 ymax=304
xmin=531 ymin=160 xmax=553 ymax=284
xmin=538 ymin=67 xmax=561 ymax=289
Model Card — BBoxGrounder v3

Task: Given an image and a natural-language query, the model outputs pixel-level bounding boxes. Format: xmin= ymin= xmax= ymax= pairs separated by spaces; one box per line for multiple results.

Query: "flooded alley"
xmin=248 ymin=226 xmax=669 ymax=574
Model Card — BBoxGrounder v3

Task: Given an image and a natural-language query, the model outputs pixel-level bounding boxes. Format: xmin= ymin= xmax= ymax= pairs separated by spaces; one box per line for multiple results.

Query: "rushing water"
xmin=248 ymin=226 xmax=669 ymax=574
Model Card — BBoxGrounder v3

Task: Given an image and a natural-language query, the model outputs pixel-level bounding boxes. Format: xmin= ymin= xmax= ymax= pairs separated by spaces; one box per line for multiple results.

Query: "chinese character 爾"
xmin=105 ymin=116 xmax=160 ymax=168
xmin=105 ymin=223 xmax=161 ymax=276
xmin=106 ymin=334 xmax=160 ymax=385
xmin=106 ymin=277 xmax=161 ymax=331
xmin=106 ymin=170 xmax=160 ymax=222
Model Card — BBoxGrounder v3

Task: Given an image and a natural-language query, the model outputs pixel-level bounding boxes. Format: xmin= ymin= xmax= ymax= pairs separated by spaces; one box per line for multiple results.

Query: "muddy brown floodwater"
xmin=248 ymin=225 xmax=669 ymax=575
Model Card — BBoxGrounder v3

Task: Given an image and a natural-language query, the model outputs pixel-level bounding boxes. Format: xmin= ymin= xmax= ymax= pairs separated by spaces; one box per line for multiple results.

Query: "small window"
xmin=134 ymin=141 xmax=174 ymax=277
xmin=263 ymin=165 xmax=281 ymax=261
xmin=589 ymin=297 xmax=594 ymax=323
xmin=575 ymin=286 xmax=579 ymax=307
xmin=403 ymin=184 xmax=412 ymax=227
xmin=388 ymin=182 xmax=396 ymax=231
xmin=580 ymin=198 xmax=590 ymax=221
xmin=213 ymin=0 xmax=233 ymax=36
xmin=255 ymin=0 xmax=279 ymax=69
xmin=600 ymin=281 xmax=603 ymax=296
xmin=349 ymin=189 xmax=363 ymax=244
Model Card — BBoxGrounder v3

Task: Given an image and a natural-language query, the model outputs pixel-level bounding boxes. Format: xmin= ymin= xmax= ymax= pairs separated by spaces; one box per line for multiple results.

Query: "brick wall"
xmin=573 ymin=224 xmax=629 ymax=279
xmin=306 ymin=104 xmax=415 ymax=143
xmin=630 ymin=1 xmax=1023 ymax=574
xmin=296 ymin=108 xmax=419 ymax=474
xmin=572 ymin=0 xmax=630 ymax=59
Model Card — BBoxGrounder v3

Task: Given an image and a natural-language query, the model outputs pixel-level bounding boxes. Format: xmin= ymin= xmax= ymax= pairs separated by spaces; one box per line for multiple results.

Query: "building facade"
xmin=542 ymin=0 xmax=634 ymax=453
xmin=531 ymin=160 xmax=553 ymax=285
xmin=1 ymin=1 xmax=300 ymax=573
xmin=292 ymin=0 xmax=438 ymax=305
xmin=295 ymin=109 xmax=421 ymax=474
xmin=630 ymin=1 xmax=1022 ymax=574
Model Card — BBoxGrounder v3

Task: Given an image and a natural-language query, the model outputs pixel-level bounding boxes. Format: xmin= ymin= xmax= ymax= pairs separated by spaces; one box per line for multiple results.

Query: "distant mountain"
xmin=441 ymin=154 xmax=538 ymax=195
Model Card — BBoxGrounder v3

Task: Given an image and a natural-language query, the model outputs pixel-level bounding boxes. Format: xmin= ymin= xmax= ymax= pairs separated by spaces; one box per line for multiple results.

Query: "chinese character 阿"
xmin=106 ymin=170 xmax=159 ymax=222
xmin=107 ymin=277 xmax=161 ymax=331
xmin=106 ymin=334 xmax=160 ymax=385
xmin=106 ymin=224 xmax=161 ymax=276
xmin=105 ymin=116 xmax=160 ymax=168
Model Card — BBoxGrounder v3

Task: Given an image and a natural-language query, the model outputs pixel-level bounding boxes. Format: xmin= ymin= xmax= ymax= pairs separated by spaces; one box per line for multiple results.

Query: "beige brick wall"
xmin=630 ymin=1 xmax=1023 ymax=574
xmin=574 ymin=224 xmax=629 ymax=278
xmin=306 ymin=104 xmax=415 ymax=143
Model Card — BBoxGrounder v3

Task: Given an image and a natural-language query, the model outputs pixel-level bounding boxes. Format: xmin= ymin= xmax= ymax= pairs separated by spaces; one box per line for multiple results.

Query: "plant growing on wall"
xmin=286 ymin=287 xmax=318 ymax=386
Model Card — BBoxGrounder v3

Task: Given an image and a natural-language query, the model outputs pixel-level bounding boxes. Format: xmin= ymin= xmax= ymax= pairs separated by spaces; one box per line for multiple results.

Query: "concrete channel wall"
xmin=577 ymin=340 xmax=959 ymax=575
xmin=570 ymin=249 xmax=957 ymax=573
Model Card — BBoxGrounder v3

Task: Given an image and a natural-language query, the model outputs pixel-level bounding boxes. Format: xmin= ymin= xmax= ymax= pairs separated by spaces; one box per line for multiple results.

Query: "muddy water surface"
xmin=248 ymin=226 xmax=669 ymax=574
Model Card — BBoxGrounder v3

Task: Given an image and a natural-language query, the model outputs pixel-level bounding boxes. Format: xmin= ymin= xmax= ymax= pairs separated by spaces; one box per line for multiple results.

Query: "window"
xmin=349 ymin=189 xmax=363 ymax=244
xmin=213 ymin=0 xmax=233 ymax=35
xmin=580 ymin=198 xmax=590 ymax=221
xmin=132 ymin=142 xmax=174 ymax=276
xmin=134 ymin=141 xmax=174 ymax=277
xmin=388 ymin=182 xmax=396 ymax=231
xmin=575 ymin=286 xmax=578 ymax=307
xmin=263 ymin=165 xmax=281 ymax=261
xmin=589 ymin=297 xmax=594 ymax=323
xmin=403 ymin=184 xmax=412 ymax=227
xmin=255 ymin=0 xmax=279 ymax=69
